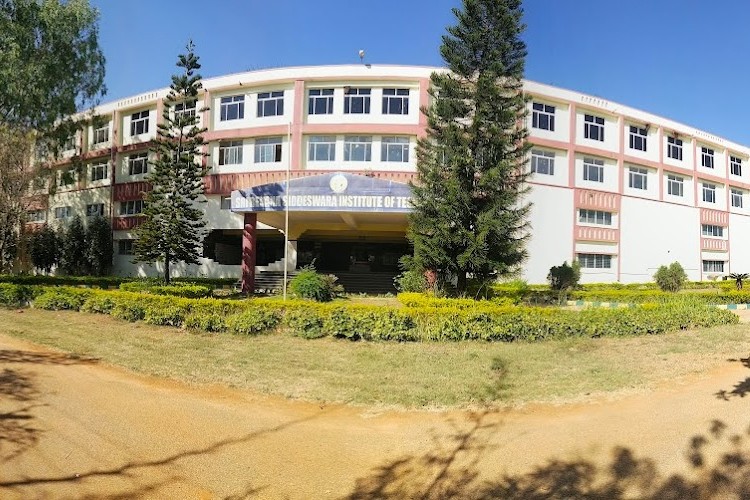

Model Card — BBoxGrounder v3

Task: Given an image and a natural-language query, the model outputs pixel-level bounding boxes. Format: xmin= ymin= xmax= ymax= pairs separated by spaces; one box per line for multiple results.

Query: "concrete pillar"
xmin=241 ymin=213 xmax=257 ymax=294
xmin=287 ymin=240 xmax=298 ymax=271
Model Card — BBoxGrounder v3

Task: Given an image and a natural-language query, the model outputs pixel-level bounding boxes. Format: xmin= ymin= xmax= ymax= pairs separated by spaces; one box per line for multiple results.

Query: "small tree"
xmin=547 ymin=261 xmax=580 ymax=303
xmin=59 ymin=215 xmax=87 ymax=275
xmin=133 ymin=41 xmax=208 ymax=283
xmin=654 ymin=262 xmax=687 ymax=292
xmin=85 ymin=215 xmax=113 ymax=276
xmin=728 ymin=273 xmax=749 ymax=291
xmin=30 ymin=224 xmax=59 ymax=273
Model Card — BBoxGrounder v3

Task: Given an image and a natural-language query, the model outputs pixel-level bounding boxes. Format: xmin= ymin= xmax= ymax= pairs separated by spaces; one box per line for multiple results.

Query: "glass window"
xmin=578 ymin=209 xmax=612 ymax=225
xmin=702 ymin=182 xmax=716 ymax=203
xmin=628 ymin=167 xmax=648 ymax=190
xmin=584 ymin=114 xmax=604 ymax=141
xmin=118 ymin=240 xmax=134 ymax=255
xmin=532 ymin=102 xmax=555 ymax=131
xmin=701 ymin=224 xmax=724 ymax=237
xmin=344 ymin=88 xmax=371 ymax=114
xmin=344 ymin=136 xmax=372 ymax=161
xmin=381 ymin=137 xmax=409 ymax=162
xmin=703 ymin=260 xmax=725 ymax=273
xmin=629 ymin=125 xmax=647 ymax=152
xmin=218 ymin=140 xmax=243 ymax=166
xmin=577 ymin=253 xmax=612 ymax=269
xmin=26 ymin=210 xmax=46 ymax=223
xmin=254 ymin=137 xmax=282 ymax=163
xmin=86 ymin=203 xmax=104 ymax=217
xmin=667 ymin=174 xmax=684 ymax=197
xmin=583 ymin=157 xmax=604 ymax=182
xmin=732 ymin=188 xmax=744 ymax=208
xmin=530 ymin=149 xmax=555 ymax=175
xmin=308 ymin=136 xmax=336 ymax=162
xmin=119 ymin=200 xmax=145 ymax=216
xmin=731 ymin=156 xmax=742 ymax=176
xmin=220 ymin=196 xmax=232 ymax=210
xmin=128 ymin=153 xmax=149 ymax=175
xmin=701 ymin=147 xmax=714 ymax=169
xmin=59 ymin=170 xmax=75 ymax=186
xmin=308 ymin=88 xmax=334 ymax=115
xmin=93 ymin=124 xmax=109 ymax=145
xmin=382 ymin=88 xmax=409 ymax=115
xmin=220 ymin=95 xmax=245 ymax=121
xmin=257 ymin=91 xmax=284 ymax=117
xmin=54 ymin=206 xmax=71 ymax=219
xmin=90 ymin=163 xmax=108 ymax=182
xmin=130 ymin=110 xmax=149 ymax=136
xmin=175 ymin=100 xmax=197 ymax=121
xmin=667 ymin=137 xmax=682 ymax=160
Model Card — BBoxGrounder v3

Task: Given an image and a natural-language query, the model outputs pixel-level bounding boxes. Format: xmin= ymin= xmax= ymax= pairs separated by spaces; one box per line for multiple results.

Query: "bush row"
xmin=568 ymin=290 xmax=750 ymax=305
xmin=118 ymin=281 xmax=213 ymax=298
xmin=23 ymin=287 xmax=739 ymax=342
xmin=0 ymin=275 xmax=237 ymax=289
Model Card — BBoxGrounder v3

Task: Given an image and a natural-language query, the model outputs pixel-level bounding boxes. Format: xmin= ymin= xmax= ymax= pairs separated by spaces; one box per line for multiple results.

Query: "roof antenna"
xmin=359 ymin=49 xmax=370 ymax=68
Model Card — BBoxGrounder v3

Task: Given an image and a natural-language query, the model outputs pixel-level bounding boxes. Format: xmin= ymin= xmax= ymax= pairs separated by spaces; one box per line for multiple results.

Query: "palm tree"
xmin=729 ymin=273 xmax=749 ymax=290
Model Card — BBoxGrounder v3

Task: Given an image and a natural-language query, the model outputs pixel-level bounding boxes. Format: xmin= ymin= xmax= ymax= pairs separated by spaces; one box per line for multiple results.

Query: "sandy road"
xmin=2 ymin=332 xmax=750 ymax=499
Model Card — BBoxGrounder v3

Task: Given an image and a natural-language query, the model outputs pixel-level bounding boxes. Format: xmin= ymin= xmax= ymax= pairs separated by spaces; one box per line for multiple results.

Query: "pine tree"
xmin=133 ymin=41 xmax=208 ymax=283
xmin=60 ymin=215 xmax=87 ymax=275
xmin=85 ymin=215 xmax=113 ymax=276
xmin=30 ymin=224 xmax=58 ymax=273
xmin=407 ymin=0 xmax=530 ymax=295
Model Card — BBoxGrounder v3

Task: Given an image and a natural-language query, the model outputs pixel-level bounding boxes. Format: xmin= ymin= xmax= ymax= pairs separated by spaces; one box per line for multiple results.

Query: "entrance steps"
xmin=253 ymin=270 xmax=398 ymax=295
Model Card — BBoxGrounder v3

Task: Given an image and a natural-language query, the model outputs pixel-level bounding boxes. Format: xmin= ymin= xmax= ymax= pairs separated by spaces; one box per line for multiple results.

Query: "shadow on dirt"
xmin=716 ymin=356 xmax=750 ymax=400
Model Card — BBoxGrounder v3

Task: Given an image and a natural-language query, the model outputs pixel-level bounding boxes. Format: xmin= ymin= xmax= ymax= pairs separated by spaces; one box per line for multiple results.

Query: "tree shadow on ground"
xmin=346 ymin=417 xmax=750 ymax=499
xmin=716 ymin=356 xmax=750 ymax=400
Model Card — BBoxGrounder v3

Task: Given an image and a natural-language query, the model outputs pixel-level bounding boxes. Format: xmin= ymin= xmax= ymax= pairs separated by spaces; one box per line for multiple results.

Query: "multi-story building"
xmin=26 ymin=64 xmax=750 ymax=286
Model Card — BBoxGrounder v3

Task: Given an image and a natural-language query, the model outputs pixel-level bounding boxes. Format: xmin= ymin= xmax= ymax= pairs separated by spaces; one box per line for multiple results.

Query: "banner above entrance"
xmin=230 ymin=172 xmax=413 ymax=213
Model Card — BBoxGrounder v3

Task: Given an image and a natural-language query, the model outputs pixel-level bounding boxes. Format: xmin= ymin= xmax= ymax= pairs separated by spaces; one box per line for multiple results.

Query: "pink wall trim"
xmin=575 ymin=225 xmax=617 ymax=242
xmin=291 ymin=80 xmax=305 ymax=170
xmin=418 ymin=77 xmax=430 ymax=132
xmin=156 ymin=100 xmax=164 ymax=127
xmin=701 ymin=237 xmax=728 ymax=252
xmin=112 ymin=216 xmax=144 ymax=231
xmin=657 ymin=127 xmax=664 ymax=202
xmin=201 ymin=90 xmax=211 ymax=168
xmin=700 ymin=208 xmax=729 ymax=225
xmin=113 ymin=181 xmax=152 ymax=201
xmin=568 ymin=103 xmax=577 ymax=264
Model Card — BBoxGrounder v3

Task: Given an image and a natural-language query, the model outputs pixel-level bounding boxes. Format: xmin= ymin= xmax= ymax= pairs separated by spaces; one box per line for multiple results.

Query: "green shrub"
xmin=289 ymin=267 xmax=343 ymax=302
xmin=547 ymin=261 xmax=581 ymax=303
xmin=119 ymin=280 xmax=212 ymax=298
xmin=81 ymin=294 xmax=116 ymax=314
xmin=284 ymin=307 xmax=326 ymax=339
xmin=184 ymin=312 xmax=227 ymax=332
xmin=654 ymin=262 xmax=688 ymax=292
xmin=33 ymin=288 xmax=92 ymax=311
xmin=144 ymin=303 xmax=187 ymax=327
xmin=226 ymin=308 xmax=281 ymax=335
xmin=394 ymin=269 xmax=428 ymax=293
xmin=0 ymin=283 xmax=32 ymax=307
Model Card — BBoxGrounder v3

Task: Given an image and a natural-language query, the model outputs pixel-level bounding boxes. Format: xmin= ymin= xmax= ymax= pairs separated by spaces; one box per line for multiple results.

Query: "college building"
xmin=26 ymin=64 xmax=750 ymax=289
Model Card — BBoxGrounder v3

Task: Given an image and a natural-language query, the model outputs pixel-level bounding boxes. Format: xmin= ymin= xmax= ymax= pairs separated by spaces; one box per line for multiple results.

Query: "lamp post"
xmin=283 ymin=121 xmax=291 ymax=300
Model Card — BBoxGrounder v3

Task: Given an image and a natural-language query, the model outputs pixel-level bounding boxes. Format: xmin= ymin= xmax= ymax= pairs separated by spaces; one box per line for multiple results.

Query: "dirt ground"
xmin=3 ymin=332 xmax=750 ymax=499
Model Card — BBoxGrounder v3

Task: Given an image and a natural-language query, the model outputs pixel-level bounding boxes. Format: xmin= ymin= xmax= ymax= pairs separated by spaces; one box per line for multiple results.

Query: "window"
xmin=629 ymin=125 xmax=647 ymax=152
xmin=584 ymin=114 xmax=605 ymax=141
xmin=90 ymin=163 xmax=108 ymax=182
xmin=344 ymin=88 xmax=371 ymax=114
xmin=54 ymin=206 xmax=71 ymax=219
xmin=218 ymin=140 xmax=243 ymax=166
xmin=61 ymin=136 xmax=76 ymax=151
xmin=59 ymin=170 xmax=75 ymax=186
xmin=667 ymin=137 xmax=682 ymax=161
xmin=530 ymin=150 xmax=555 ymax=175
xmin=731 ymin=156 xmax=742 ymax=176
xmin=130 ymin=110 xmax=149 ymax=136
xmin=118 ymin=240 xmax=134 ymax=255
xmin=577 ymin=253 xmax=612 ymax=269
xmin=220 ymin=196 xmax=232 ymax=210
xmin=701 ymin=224 xmax=724 ymax=237
xmin=578 ymin=209 xmax=612 ymax=225
xmin=732 ymin=188 xmax=744 ymax=208
xmin=344 ymin=136 xmax=372 ymax=161
xmin=93 ymin=124 xmax=109 ymax=145
xmin=703 ymin=260 xmax=725 ymax=273
xmin=86 ymin=203 xmax=104 ymax=217
xmin=175 ymin=100 xmax=197 ymax=121
xmin=220 ymin=95 xmax=245 ymax=121
xmin=308 ymin=88 xmax=334 ymax=115
xmin=702 ymin=182 xmax=716 ymax=203
xmin=128 ymin=153 xmax=149 ymax=175
xmin=26 ymin=210 xmax=45 ymax=223
xmin=382 ymin=88 xmax=409 ymax=115
xmin=532 ymin=102 xmax=555 ymax=131
xmin=308 ymin=136 xmax=336 ymax=162
xmin=667 ymin=174 xmax=684 ymax=197
xmin=119 ymin=200 xmax=145 ymax=216
xmin=257 ymin=91 xmax=284 ymax=117
xmin=254 ymin=137 xmax=282 ymax=163
xmin=701 ymin=147 xmax=714 ymax=169
xmin=583 ymin=157 xmax=604 ymax=182
xmin=381 ymin=137 xmax=410 ymax=162
xmin=628 ymin=167 xmax=648 ymax=190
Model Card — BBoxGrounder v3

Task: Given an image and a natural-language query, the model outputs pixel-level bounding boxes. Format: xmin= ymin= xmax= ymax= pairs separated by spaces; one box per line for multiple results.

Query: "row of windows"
xmin=575 ymin=254 xmax=726 ymax=274
xmin=47 ymin=203 xmax=106 ymax=220
xmin=58 ymin=166 xmax=108 ymax=186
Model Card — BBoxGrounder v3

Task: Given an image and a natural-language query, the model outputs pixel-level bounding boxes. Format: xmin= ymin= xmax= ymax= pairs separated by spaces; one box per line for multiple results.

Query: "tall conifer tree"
xmin=407 ymin=0 xmax=530 ymax=294
xmin=134 ymin=41 xmax=208 ymax=283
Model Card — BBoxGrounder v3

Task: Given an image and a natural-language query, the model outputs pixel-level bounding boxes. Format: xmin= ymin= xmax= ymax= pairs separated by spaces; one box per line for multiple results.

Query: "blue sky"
xmin=90 ymin=0 xmax=750 ymax=145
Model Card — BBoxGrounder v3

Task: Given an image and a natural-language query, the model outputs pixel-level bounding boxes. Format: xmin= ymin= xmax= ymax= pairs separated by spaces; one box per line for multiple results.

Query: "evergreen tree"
xmin=30 ymin=224 xmax=59 ymax=273
xmin=133 ymin=41 xmax=208 ymax=283
xmin=406 ymin=0 xmax=531 ymax=294
xmin=60 ymin=215 xmax=86 ymax=275
xmin=85 ymin=215 xmax=113 ymax=276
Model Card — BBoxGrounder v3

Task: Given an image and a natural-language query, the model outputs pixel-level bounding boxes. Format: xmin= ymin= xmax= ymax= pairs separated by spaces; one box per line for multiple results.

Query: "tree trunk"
xmin=457 ymin=271 xmax=468 ymax=295
xmin=164 ymin=254 xmax=170 ymax=284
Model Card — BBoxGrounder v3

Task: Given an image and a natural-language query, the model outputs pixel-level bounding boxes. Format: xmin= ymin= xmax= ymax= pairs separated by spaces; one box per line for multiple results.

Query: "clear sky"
xmin=89 ymin=0 xmax=750 ymax=145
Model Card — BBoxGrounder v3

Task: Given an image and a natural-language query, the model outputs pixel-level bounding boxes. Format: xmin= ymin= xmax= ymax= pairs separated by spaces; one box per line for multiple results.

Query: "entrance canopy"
xmin=230 ymin=172 xmax=413 ymax=214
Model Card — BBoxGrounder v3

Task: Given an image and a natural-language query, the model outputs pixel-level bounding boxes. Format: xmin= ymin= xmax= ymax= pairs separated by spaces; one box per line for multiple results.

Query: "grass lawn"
xmin=1 ymin=308 xmax=749 ymax=409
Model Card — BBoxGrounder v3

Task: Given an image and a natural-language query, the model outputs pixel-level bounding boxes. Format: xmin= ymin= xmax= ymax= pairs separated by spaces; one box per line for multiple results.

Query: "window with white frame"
xmin=577 ymin=253 xmax=612 ymax=269
xmin=257 ymin=91 xmax=284 ymax=117
xmin=26 ymin=210 xmax=45 ymax=223
xmin=578 ymin=209 xmax=612 ymax=225
xmin=701 ymin=147 xmax=714 ymax=169
xmin=667 ymin=136 xmax=682 ymax=160
xmin=628 ymin=167 xmax=648 ymax=190
xmin=584 ymin=114 xmax=604 ymax=141
xmin=86 ymin=203 xmax=104 ymax=217
xmin=629 ymin=125 xmax=647 ymax=151
xmin=92 ymin=124 xmax=109 ymax=145
xmin=220 ymin=95 xmax=245 ymax=121
xmin=701 ymin=224 xmax=724 ymax=237
xmin=119 ymin=200 xmax=145 ymax=216
xmin=344 ymin=88 xmax=371 ymax=114
xmin=61 ymin=135 xmax=76 ymax=151
xmin=128 ymin=153 xmax=149 ymax=175
xmin=382 ymin=88 xmax=409 ymax=115
xmin=344 ymin=136 xmax=372 ymax=161
xmin=254 ymin=137 xmax=282 ymax=163
xmin=308 ymin=136 xmax=336 ymax=161
xmin=702 ymin=182 xmax=716 ymax=203
xmin=54 ymin=206 xmax=71 ymax=219
xmin=532 ymin=102 xmax=555 ymax=131
xmin=381 ymin=137 xmax=410 ymax=162
xmin=667 ymin=174 xmax=684 ymax=197
xmin=731 ymin=156 xmax=742 ymax=176
xmin=118 ymin=240 xmax=134 ymax=255
xmin=703 ymin=260 xmax=725 ymax=273
xmin=308 ymin=88 xmax=334 ymax=115
xmin=59 ymin=170 xmax=75 ymax=186
xmin=130 ymin=110 xmax=149 ymax=136
xmin=583 ymin=157 xmax=604 ymax=182
xmin=530 ymin=150 xmax=555 ymax=175
xmin=90 ymin=163 xmax=108 ymax=182
xmin=218 ymin=140 xmax=243 ymax=165
xmin=220 ymin=196 xmax=232 ymax=210
xmin=732 ymin=188 xmax=744 ymax=208
xmin=175 ymin=100 xmax=197 ymax=121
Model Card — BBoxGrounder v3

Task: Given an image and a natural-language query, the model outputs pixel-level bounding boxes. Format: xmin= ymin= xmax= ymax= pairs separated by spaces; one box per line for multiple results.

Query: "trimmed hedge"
xmin=0 ymin=274 xmax=237 ymax=289
xmin=0 ymin=283 xmax=33 ymax=307
xmin=119 ymin=281 xmax=213 ymax=298
xmin=569 ymin=290 xmax=750 ymax=305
